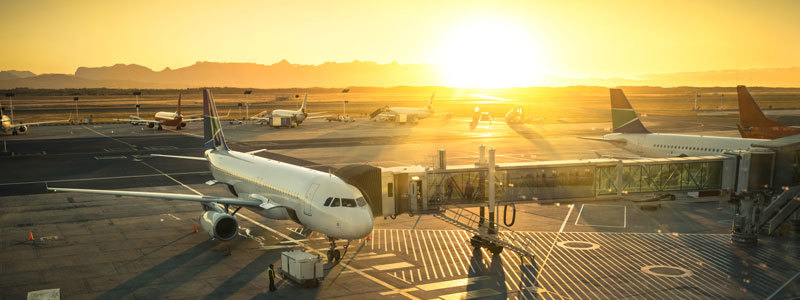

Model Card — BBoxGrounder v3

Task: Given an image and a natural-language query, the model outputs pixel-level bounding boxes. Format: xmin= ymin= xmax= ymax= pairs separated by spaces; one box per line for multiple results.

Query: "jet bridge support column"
xmin=731 ymin=191 xmax=760 ymax=245
xmin=488 ymin=148 xmax=497 ymax=234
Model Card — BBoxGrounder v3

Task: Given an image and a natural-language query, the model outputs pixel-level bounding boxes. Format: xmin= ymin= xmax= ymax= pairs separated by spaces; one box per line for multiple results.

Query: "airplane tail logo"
xmin=300 ymin=93 xmax=308 ymax=113
xmin=203 ymin=89 xmax=229 ymax=151
xmin=610 ymin=89 xmax=650 ymax=134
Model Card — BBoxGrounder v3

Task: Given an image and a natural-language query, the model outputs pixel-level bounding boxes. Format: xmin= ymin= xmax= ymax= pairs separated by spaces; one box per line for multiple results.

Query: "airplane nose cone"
xmin=342 ymin=209 xmax=373 ymax=239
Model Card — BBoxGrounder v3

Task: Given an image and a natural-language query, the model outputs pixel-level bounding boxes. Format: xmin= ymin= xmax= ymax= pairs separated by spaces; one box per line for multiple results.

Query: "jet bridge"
xmin=336 ymin=143 xmax=797 ymax=255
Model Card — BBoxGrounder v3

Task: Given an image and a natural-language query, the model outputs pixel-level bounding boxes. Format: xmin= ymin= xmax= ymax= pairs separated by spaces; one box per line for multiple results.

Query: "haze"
xmin=2 ymin=0 xmax=800 ymax=87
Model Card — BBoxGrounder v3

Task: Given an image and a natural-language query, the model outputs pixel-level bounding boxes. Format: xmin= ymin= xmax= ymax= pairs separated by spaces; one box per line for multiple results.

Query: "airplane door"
xmin=304 ymin=183 xmax=319 ymax=216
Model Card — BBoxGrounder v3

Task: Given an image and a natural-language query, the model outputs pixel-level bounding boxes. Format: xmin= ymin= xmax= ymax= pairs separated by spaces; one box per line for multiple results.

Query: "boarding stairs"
xmin=434 ymin=206 xmax=535 ymax=259
xmin=369 ymin=106 xmax=389 ymax=120
xmin=757 ymin=185 xmax=800 ymax=235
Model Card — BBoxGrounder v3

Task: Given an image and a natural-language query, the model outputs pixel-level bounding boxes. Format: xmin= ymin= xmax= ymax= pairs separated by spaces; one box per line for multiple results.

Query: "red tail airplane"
xmin=736 ymin=85 xmax=800 ymax=139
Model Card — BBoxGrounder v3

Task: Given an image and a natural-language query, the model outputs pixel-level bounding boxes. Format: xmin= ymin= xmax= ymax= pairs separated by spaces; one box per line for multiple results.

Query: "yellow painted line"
xmin=82 ymin=125 xmax=136 ymax=147
xmin=373 ymin=262 xmax=414 ymax=271
xmin=438 ymin=288 xmax=501 ymax=300
xmin=415 ymin=276 xmax=492 ymax=292
xmin=148 ymin=163 xmax=420 ymax=300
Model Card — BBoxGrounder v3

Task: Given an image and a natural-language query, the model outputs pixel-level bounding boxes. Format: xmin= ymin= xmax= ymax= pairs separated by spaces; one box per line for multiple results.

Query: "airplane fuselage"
xmin=271 ymin=109 xmax=307 ymax=123
xmin=604 ymin=133 xmax=767 ymax=157
xmin=154 ymin=112 xmax=186 ymax=127
xmin=206 ymin=149 xmax=373 ymax=239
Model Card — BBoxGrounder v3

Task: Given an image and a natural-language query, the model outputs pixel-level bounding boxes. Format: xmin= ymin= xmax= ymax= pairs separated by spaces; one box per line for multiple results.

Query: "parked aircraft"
xmin=120 ymin=93 xmax=202 ymax=130
xmin=1 ymin=100 xmax=70 ymax=135
xmin=370 ymin=93 xmax=437 ymax=123
xmin=251 ymin=93 xmax=326 ymax=127
xmin=582 ymin=89 xmax=767 ymax=157
xmin=50 ymin=89 xmax=373 ymax=262
xmin=736 ymin=85 xmax=800 ymax=139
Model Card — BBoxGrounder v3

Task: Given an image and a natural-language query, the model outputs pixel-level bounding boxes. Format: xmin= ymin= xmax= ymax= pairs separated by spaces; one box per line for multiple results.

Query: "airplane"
xmin=251 ymin=93 xmax=326 ymax=127
xmin=49 ymin=89 xmax=373 ymax=262
xmin=370 ymin=93 xmax=437 ymax=122
xmin=1 ymin=99 xmax=70 ymax=135
xmin=119 ymin=93 xmax=202 ymax=130
xmin=581 ymin=89 xmax=768 ymax=158
xmin=736 ymin=85 xmax=800 ymax=139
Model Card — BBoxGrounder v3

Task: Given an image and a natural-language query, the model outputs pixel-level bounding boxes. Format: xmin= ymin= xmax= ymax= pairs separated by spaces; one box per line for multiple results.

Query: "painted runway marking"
xmin=83 ymin=125 xmax=136 ymax=148
xmin=373 ymin=262 xmax=414 ymax=271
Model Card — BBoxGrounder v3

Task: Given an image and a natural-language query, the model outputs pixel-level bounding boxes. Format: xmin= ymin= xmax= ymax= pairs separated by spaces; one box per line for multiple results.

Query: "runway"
xmin=1 ymin=115 xmax=799 ymax=299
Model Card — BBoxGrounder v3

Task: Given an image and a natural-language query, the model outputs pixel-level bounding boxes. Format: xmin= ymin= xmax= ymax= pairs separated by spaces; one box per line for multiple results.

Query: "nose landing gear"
xmin=326 ymin=237 xmax=342 ymax=263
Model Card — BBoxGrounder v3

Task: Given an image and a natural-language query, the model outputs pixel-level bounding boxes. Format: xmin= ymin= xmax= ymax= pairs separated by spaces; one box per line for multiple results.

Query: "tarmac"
xmin=1 ymin=115 xmax=799 ymax=299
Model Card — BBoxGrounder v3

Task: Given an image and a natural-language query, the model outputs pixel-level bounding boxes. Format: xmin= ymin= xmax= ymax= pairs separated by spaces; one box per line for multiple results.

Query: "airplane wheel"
xmin=157 ymin=126 xmax=163 ymax=131
xmin=176 ymin=126 xmax=182 ymax=130
xmin=327 ymin=249 xmax=334 ymax=263
xmin=333 ymin=249 xmax=341 ymax=262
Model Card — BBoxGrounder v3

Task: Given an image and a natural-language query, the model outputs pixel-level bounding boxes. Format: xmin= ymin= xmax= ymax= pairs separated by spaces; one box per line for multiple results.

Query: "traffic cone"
xmin=28 ymin=231 xmax=34 ymax=241
xmin=365 ymin=234 xmax=371 ymax=241
xmin=226 ymin=247 xmax=232 ymax=256
xmin=193 ymin=224 xmax=198 ymax=233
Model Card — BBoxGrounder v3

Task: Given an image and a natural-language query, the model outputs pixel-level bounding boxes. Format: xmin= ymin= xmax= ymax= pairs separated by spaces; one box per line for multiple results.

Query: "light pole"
xmin=73 ymin=97 xmax=79 ymax=124
xmin=341 ymin=88 xmax=349 ymax=117
xmin=133 ymin=91 xmax=141 ymax=118
xmin=238 ymin=103 xmax=243 ymax=120
xmin=243 ymin=90 xmax=252 ymax=121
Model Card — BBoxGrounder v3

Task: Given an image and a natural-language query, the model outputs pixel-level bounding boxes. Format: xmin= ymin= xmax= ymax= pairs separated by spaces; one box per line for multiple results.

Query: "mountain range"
xmin=1 ymin=61 xmax=799 ymax=89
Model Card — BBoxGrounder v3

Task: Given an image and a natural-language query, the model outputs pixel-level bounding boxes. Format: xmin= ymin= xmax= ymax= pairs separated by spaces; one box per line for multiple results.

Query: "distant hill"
xmin=0 ymin=70 xmax=36 ymax=81
xmin=1 ymin=61 xmax=799 ymax=88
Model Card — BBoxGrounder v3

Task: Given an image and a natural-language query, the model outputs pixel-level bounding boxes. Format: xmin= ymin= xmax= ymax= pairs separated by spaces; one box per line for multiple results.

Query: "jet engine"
xmin=147 ymin=123 xmax=155 ymax=128
xmin=17 ymin=125 xmax=27 ymax=133
xmin=180 ymin=122 xmax=186 ymax=128
xmin=199 ymin=211 xmax=238 ymax=241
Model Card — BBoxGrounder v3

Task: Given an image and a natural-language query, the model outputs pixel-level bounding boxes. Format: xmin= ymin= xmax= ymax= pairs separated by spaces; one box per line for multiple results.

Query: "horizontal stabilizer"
xmin=579 ymin=136 xmax=627 ymax=145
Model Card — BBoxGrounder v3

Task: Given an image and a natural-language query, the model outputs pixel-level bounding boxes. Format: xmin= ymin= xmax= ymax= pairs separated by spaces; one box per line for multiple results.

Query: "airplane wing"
xmin=306 ymin=111 xmax=327 ymax=115
xmin=578 ymin=136 xmax=627 ymax=145
xmin=14 ymin=119 xmax=71 ymax=127
xmin=117 ymin=118 xmax=162 ymax=125
xmin=47 ymin=187 xmax=262 ymax=207
xmin=182 ymin=117 xmax=203 ymax=122
xmin=305 ymin=115 xmax=330 ymax=119
xmin=594 ymin=152 xmax=643 ymax=159
xmin=151 ymin=154 xmax=207 ymax=161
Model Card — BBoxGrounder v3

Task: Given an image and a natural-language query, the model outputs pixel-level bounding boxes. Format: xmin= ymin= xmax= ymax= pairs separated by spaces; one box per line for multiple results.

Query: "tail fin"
xmin=737 ymin=85 xmax=775 ymax=127
xmin=176 ymin=93 xmax=182 ymax=115
xmin=203 ymin=89 xmax=230 ymax=151
xmin=300 ymin=93 xmax=307 ymax=113
xmin=610 ymin=89 xmax=650 ymax=134
xmin=427 ymin=93 xmax=435 ymax=110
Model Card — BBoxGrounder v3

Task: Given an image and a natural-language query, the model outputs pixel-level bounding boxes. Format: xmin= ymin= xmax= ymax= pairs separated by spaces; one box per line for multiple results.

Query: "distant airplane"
xmin=1 ymin=99 xmax=70 ymax=135
xmin=736 ymin=85 xmax=800 ymax=139
xmin=119 ymin=93 xmax=202 ymax=130
xmin=505 ymin=105 xmax=527 ymax=124
xmin=252 ymin=93 xmax=326 ymax=127
xmin=582 ymin=89 xmax=767 ymax=157
xmin=50 ymin=89 xmax=373 ymax=262
xmin=370 ymin=93 xmax=437 ymax=123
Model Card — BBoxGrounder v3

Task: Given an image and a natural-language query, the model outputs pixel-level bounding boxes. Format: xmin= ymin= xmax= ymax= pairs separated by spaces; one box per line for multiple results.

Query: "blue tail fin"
xmin=203 ymin=89 xmax=230 ymax=151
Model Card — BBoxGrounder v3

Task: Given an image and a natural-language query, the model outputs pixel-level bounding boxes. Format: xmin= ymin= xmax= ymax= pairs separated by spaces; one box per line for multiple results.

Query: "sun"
xmin=433 ymin=18 xmax=545 ymax=88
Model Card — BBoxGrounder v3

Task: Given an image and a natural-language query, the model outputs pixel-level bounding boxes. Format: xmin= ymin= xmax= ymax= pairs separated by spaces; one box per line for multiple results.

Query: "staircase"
xmin=758 ymin=185 xmax=800 ymax=235
xmin=434 ymin=206 xmax=535 ymax=259
xmin=369 ymin=106 xmax=389 ymax=120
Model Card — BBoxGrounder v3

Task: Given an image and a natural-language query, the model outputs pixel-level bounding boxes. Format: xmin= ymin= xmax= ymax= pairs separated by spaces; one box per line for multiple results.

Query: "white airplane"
xmin=370 ymin=93 xmax=437 ymax=122
xmin=582 ymin=89 xmax=768 ymax=158
xmin=252 ymin=93 xmax=326 ymax=126
xmin=49 ymin=89 xmax=373 ymax=262
xmin=1 ymin=99 xmax=70 ymax=135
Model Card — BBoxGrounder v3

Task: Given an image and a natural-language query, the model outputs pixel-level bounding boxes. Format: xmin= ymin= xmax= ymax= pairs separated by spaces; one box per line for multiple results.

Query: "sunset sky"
xmin=1 ymin=0 xmax=799 ymax=87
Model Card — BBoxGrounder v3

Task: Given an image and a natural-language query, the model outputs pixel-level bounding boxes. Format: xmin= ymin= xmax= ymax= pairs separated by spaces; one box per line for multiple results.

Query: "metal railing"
xmin=435 ymin=206 xmax=535 ymax=259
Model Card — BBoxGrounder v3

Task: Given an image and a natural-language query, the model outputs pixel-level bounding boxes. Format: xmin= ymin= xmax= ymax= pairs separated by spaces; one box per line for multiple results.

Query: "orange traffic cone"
xmin=226 ymin=247 xmax=232 ymax=256
xmin=28 ymin=231 xmax=34 ymax=241
xmin=193 ymin=224 xmax=198 ymax=233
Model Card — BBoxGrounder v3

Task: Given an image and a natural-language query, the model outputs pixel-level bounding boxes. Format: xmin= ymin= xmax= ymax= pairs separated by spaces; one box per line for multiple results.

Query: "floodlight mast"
xmin=133 ymin=91 xmax=141 ymax=118
xmin=74 ymin=97 xmax=79 ymax=124
xmin=244 ymin=90 xmax=252 ymax=121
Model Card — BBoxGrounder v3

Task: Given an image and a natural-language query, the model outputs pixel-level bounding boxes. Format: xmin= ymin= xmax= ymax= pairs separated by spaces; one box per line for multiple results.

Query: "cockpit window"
xmin=356 ymin=197 xmax=367 ymax=207
xmin=341 ymin=198 xmax=357 ymax=207
xmin=324 ymin=197 xmax=333 ymax=206
xmin=330 ymin=198 xmax=340 ymax=207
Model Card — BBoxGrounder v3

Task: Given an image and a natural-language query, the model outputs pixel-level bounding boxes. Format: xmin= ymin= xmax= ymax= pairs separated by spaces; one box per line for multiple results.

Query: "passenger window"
xmin=356 ymin=197 xmax=367 ymax=207
xmin=388 ymin=183 xmax=394 ymax=197
xmin=331 ymin=198 xmax=341 ymax=207
xmin=342 ymin=198 xmax=357 ymax=207
xmin=324 ymin=197 xmax=333 ymax=206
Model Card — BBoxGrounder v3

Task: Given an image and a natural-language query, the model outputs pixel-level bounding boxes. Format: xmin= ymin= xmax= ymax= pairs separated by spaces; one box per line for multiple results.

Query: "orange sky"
xmin=1 ymin=0 xmax=799 ymax=87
